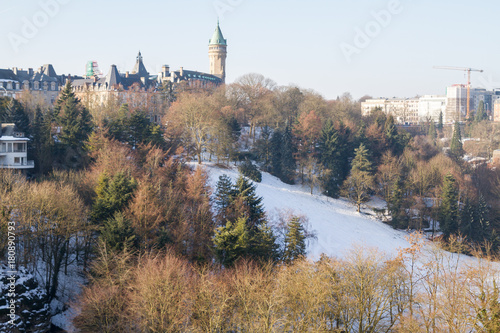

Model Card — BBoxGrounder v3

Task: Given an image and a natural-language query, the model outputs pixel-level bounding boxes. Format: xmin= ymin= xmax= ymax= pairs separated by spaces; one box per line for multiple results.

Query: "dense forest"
xmin=1 ymin=73 xmax=500 ymax=332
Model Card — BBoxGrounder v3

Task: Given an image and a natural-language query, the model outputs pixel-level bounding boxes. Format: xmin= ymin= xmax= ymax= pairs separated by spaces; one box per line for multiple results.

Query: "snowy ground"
xmin=199 ymin=163 xmax=413 ymax=259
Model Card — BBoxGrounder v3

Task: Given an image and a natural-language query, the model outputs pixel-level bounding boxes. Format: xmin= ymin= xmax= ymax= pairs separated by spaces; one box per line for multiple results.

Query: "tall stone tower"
xmin=209 ymin=20 xmax=227 ymax=83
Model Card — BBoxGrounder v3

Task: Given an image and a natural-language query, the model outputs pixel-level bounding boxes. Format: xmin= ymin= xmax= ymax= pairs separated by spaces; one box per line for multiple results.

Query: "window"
xmin=7 ymin=143 xmax=12 ymax=153
xmin=14 ymin=143 xmax=25 ymax=152
xmin=14 ymin=157 xmax=20 ymax=164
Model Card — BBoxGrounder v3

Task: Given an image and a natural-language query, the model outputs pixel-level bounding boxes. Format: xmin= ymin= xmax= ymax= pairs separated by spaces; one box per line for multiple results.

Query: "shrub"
xmin=238 ymin=160 xmax=262 ymax=183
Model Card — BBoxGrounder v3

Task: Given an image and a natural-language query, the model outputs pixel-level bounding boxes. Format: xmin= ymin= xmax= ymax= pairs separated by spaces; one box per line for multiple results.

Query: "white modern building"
xmin=361 ymin=98 xmax=420 ymax=124
xmin=418 ymin=95 xmax=447 ymax=122
xmin=0 ymin=123 xmax=34 ymax=169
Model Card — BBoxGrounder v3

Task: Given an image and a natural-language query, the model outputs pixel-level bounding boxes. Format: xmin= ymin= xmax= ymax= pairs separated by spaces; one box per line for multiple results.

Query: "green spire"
xmin=209 ymin=20 xmax=227 ymax=45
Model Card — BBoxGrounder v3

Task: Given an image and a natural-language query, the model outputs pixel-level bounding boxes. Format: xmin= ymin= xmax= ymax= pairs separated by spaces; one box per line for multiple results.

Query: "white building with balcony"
xmin=0 ymin=123 xmax=34 ymax=169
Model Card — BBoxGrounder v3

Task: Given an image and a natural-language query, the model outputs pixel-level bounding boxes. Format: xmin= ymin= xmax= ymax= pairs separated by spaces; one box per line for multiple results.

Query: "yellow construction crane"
xmin=434 ymin=66 xmax=484 ymax=120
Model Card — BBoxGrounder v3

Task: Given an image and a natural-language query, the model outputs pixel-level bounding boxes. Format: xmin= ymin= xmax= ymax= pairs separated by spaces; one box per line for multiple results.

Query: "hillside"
xmin=201 ymin=163 xmax=412 ymax=259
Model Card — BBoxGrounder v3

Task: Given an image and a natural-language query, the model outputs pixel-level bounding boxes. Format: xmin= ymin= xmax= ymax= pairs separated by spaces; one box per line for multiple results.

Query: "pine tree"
xmin=254 ymin=126 xmax=272 ymax=168
xmin=475 ymin=194 xmax=490 ymax=243
xmin=213 ymin=216 xmax=278 ymax=266
xmin=91 ymin=172 xmax=138 ymax=224
xmin=351 ymin=142 xmax=374 ymax=174
xmin=213 ymin=216 xmax=251 ymax=267
xmin=343 ymin=143 xmax=375 ymax=212
xmin=475 ymin=100 xmax=487 ymax=122
xmin=9 ymin=100 xmax=30 ymax=136
xmin=280 ymin=125 xmax=296 ymax=184
xmin=438 ymin=111 xmax=444 ymax=131
xmin=250 ymin=220 xmax=278 ymax=262
xmin=438 ymin=174 xmax=459 ymax=237
xmin=270 ymin=129 xmax=283 ymax=178
xmin=99 ymin=212 xmax=136 ymax=252
xmin=428 ymin=121 xmax=437 ymax=142
xmin=459 ymin=196 xmax=475 ymax=240
xmin=31 ymin=107 xmax=54 ymax=174
xmin=283 ymin=216 xmax=307 ymax=263
xmin=318 ymin=120 xmax=351 ymax=197
xmin=214 ymin=174 xmax=234 ymax=224
xmin=57 ymin=81 xmax=93 ymax=150
xmin=388 ymin=175 xmax=407 ymax=229
xmin=233 ymin=175 xmax=265 ymax=230
xmin=449 ymin=122 xmax=464 ymax=160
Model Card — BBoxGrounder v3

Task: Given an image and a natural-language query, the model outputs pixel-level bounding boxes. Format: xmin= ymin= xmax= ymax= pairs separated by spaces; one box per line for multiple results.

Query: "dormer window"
xmin=34 ymin=82 xmax=39 ymax=90
xmin=51 ymin=82 xmax=56 ymax=91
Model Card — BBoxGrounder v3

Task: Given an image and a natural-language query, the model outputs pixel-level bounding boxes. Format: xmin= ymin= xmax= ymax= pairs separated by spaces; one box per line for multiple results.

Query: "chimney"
xmin=126 ymin=71 xmax=129 ymax=78
xmin=28 ymin=68 xmax=33 ymax=76
xmin=180 ymin=67 xmax=184 ymax=76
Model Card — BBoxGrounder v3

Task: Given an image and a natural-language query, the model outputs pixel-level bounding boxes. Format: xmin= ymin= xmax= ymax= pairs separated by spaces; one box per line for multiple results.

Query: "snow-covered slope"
xmin=200 ymin=163 xmax=412 ymax=259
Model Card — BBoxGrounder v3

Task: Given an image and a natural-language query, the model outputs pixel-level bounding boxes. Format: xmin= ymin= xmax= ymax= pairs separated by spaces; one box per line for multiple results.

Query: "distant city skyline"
xmin=1 ymin=0 xmax=499 ymax=100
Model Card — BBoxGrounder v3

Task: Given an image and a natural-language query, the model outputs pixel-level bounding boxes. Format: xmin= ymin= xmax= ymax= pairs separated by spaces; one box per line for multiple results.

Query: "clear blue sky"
xmin=1 ymin=0 xmax=499 ymax=100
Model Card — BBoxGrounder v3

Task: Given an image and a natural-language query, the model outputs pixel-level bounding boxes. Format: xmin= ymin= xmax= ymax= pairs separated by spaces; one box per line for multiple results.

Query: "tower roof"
xmin=105 ymin=65 xmax=121 ymax=88
xmin=132 ymin=51 xmax=149 ymax=77
xmin=209 ymin=20 xmax=227 ymax=46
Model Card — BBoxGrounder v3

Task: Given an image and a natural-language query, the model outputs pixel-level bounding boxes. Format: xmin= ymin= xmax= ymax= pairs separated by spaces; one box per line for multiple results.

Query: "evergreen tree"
xmin=282 ymin=216 xmax=307 ymax=263
xmin=351 ymin=142 xmax=374 ymax=174
xmin=106 ymin=103 xmax=129 ymax=142
xmin=459 ymin=196 xmax=475 ymax=240
xmin=250 ymin=220 xmax=278 ymax=263
xmin=31 ymin=107 xmax=54 ymax=174
xmin=213 ymin=216 xmax=277 ymax=267
xmin=475 ymin=100 xmax=487 ymax=122
xmin=343 ymin=143 xmax=376 ymax=212
xmin=9 ymin=100 xmax=30 ymax=136
xmin=214 ymin=174 xmax=234 ymax=224
xmin=428 ymin=121 xmax=437 ymax=142
xmin=388 ymin=175 xmax=408 ymax=229
xmin=99 ymin=212 xmax=136 ymax=252
xmin=318 ymin=120 xmax=351 ymax=197
xmin=449 ymin=121 xmax=464 ymax=160
xmin=254 ymin=126 xmax=272 ymax=168
xmin=214 ymin=216 xmax=251 ymax=267
xmin=280 ymin=125 xmax=296 ymax=184
xmin=474 ymin=194 xmax=490 ymax=243
xmin=233 ymin=175 xmax=265 ymax=230
xmin=438 ymin=111 xmax=444 ymax=131
xmin=438 ymin=174 xmax=459 ymax=237
xmin=57 ymin=81 xmax=93 ymax=151
xmin=270 ymin=129 xmax=283 ymax=178
xmin=91 ymin=172 xmax=138 ymax=224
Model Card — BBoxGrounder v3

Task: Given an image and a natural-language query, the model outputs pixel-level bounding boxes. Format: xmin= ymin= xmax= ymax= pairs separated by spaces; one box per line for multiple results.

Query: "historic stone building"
xmin=0 ymin=21 xmax=228 ymax=112
xmin=70 ymin=22 xmax=228 ymax=119
xmin=0 ymin=65 xmax=63 ymax=104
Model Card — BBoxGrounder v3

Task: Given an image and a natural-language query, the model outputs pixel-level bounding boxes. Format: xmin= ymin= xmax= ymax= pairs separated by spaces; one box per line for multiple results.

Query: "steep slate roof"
xmin=0 ymin=69 xmax=19 ymax=81
xmin=209 ymin=21 xmax=227 ymax=45
xmin=41 ymin=64 xmax=57 ymax=77
xmin=104 ymin=65 xmax=121 ymax=88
